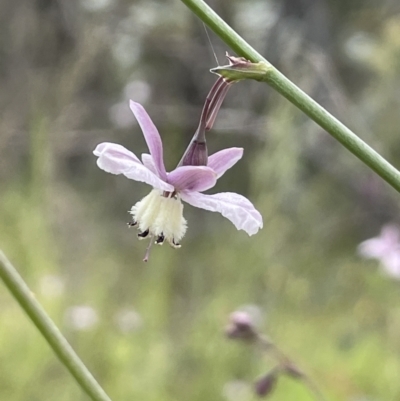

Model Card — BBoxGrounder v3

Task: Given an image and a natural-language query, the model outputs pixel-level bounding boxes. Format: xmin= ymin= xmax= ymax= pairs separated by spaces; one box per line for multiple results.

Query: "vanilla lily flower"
xmin=94 ymin=101 xmax=262 ymax=260
xmin=358 ymin=224 xmax=400 ymax=279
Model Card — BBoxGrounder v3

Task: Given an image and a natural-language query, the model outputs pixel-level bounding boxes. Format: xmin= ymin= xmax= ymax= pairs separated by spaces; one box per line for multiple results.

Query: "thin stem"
xmin=179 ymin=0 xmax=400 ymax=193
xmin=257 ymin=335 xmax=327 ymax=401
xmin=0 ymin=251 xmax=114 ymax=401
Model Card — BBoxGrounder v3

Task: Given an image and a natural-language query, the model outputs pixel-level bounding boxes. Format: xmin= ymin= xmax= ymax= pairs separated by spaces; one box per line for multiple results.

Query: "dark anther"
xmin=137 ymin=229 xmax=149 ymax=239
xmin=156 ymin=234 xmax=165 ymax=245
xmin=162 ymin=190 xmax=177 ymax=199
xmin=172 ymin=239 xmax=181 ymax=248
xmin=127 ymin=221 xmax=137 ymax=227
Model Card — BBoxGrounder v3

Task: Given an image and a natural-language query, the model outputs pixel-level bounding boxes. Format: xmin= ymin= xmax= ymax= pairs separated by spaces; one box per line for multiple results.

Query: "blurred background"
xmin=1 ymin=0 xmax=400 ymax=400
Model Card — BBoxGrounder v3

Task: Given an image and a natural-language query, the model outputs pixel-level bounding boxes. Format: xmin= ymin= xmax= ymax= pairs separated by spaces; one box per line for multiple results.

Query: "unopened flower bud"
xmin=254 ymin=370 xmax=279 ymax=397
xmin=225 ymin=311 xmax=258 ymax=341
xmin=179 ymin=77 xmax=232 ymax=167
xmin=180 ymin=138 xmax=208 ymax=166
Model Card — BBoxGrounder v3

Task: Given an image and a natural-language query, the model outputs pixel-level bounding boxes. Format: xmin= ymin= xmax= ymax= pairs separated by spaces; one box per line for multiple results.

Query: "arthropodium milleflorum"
xmin=94 ymin=78 xmax=263 ymax=261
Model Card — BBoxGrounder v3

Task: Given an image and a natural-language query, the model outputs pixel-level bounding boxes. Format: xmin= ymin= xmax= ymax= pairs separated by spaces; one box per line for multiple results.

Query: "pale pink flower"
xmin=357 ymin=224 xmax=400 ymax=279
xmin=94 ymin=101 xmax=262 ymax=260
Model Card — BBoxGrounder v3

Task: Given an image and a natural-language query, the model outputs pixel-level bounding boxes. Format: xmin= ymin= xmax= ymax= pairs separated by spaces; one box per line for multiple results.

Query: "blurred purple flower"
xmin=357 ymin=224 xmax=400 ymax=279
xmin=225 ymin=310 xmax=259 ymax=341
xmin=254 ymin=370 xmax=278 ymax=397
xmin=94 ymin=101 xmax=262 ymax=259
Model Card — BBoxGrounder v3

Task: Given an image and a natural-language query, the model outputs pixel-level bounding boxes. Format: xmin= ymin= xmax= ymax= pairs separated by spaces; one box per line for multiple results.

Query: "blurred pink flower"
xmin=64 ymin=305 xmax=98 ymax=331
xmin=225 ymin=305 xmax=263 ymax=341
xmin=94 ymin=101 xmax=262 ymax=259
xmin=357 ymin=224 xmax=400 ymax=279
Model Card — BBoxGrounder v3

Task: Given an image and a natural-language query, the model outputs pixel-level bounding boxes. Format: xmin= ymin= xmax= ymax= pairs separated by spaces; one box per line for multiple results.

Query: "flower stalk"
xmin=225 ymin=311 xmax=326 ymax=400
xmin=179 ymin=0 xmax=400 ymax=194
xmin=0 ymin=251 xmax=113 ymax=401
xmin=257 ymin=335 xmax=327 ymax=401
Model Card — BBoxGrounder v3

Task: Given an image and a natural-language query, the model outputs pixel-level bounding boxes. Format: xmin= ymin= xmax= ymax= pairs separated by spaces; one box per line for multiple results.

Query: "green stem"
xmin=0 ymin=251 xmax=113 ymax=401
xmin=179 ymin=0 xmax=400 ymax=193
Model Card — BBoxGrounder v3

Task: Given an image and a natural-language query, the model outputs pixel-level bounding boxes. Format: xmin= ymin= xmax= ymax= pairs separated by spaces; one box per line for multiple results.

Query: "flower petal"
xmin=129 ymin=100 xmax=167 ymax=180
xmin=141 ymin=153 xmax=158 ymax=176
xmin=358 ymin=238 xmax=387 ymax=259
xmin=94 ymin=142 xmax=140 ymax=163
xmin=167 ymin=166 xmax=217 ymax=192
xmin=357 ymin=224 xmax=400 ymax=261
xmin=381 ymin=251 xmax=400 ymax=279
xmin=94 ymin=142 xmax=173 ymax=192
xmin=207 ymin=148 xmax=243 ymax=178
xmin=180 ymin=191 xmax=263 ymax=236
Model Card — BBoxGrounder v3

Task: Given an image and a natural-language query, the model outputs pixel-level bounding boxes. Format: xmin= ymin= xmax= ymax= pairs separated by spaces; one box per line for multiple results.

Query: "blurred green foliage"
xmin=1 ymin=0 xmax=400 ymax=400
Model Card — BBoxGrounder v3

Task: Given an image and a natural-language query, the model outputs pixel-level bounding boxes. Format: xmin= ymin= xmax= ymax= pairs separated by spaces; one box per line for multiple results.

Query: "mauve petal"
xmin=94 ymin=142 xmax=173 ymax=192
xmin=141 ymin=153 xmax=158 ymax=176
xmin=167 ymin=166 xmax=217 ymax=192
xmin=357 ymin=238 xmax=387 ymax=259
xmin=180 ymin=191 xmax=263 ymax=236
xmin=129 ymin=100 xmax=167 ymax=180
xmin=94 ymin=142 xmax=141 ymax=163
xmin=380 ymin=224 xmax=400 ymax=245
xmin=381 ymin=251 xmax=400 ymax=279
xmin=207 ymin=148 xmax=243 ymax=178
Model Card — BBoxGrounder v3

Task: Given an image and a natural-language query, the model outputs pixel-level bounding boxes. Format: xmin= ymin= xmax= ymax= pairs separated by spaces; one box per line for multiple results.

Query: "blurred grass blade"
xmin=0 ymin=251 xmax=114 ymax=401
xmin=179 ymin=0 xmax=400 ymax=194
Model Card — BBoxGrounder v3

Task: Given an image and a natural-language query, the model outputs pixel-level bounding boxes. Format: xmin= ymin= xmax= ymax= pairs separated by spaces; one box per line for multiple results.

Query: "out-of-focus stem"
xmin=179 ymin=0 xmax=400 ymax=194
xmin=0 ymin=251 xmax=114 ymax=401
xmin=257 ymin=335 xmax=327 ymax=401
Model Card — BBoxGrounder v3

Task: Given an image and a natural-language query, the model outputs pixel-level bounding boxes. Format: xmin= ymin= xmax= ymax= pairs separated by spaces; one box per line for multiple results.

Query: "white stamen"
xmin=130 ymin=189 xmax=187 ymax=246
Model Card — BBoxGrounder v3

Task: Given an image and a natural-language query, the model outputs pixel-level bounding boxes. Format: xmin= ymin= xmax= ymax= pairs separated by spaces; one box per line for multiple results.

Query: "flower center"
xmin=129 ymin=189 xmax=187 ymax=249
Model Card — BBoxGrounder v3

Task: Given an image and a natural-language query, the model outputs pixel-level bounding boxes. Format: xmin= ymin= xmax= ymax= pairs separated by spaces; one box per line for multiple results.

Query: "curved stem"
xmin=0 ymin=251 xmax=113 ymax=401
xmin=258 ymin=335 xmax=327 ymax=401
xmin=179 ymin=0 xmax=400 ymax=193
